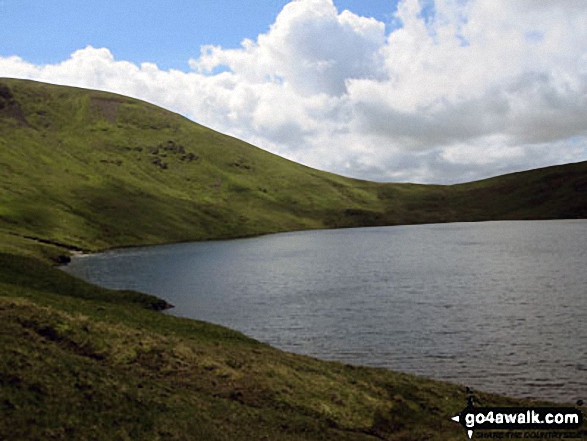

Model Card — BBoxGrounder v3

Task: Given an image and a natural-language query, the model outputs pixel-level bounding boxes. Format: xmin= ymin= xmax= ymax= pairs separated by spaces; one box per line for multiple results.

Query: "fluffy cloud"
xmin=2 ymin=0 xmax=587 ymax=183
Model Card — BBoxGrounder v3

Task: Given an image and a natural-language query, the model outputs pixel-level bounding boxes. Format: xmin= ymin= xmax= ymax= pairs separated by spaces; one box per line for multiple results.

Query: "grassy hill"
xmin=0 ymin=77 xmax=387 ymax=259
xmin=1 ymin=78 xmax=586 ymax=260
xmin=1 ymin=78 xmax=586 ymax=440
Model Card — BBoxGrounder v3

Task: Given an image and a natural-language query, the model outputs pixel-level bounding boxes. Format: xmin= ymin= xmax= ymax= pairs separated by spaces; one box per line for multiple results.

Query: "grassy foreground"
xmin=0 ymin=253 xmax=559 ymax=441
xmin=1 ymin=78 xmax=586 ymax=439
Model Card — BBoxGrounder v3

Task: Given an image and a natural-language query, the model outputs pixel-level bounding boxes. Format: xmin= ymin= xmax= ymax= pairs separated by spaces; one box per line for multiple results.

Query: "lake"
xmin=63 ymin=220 xmax=587 ymax=404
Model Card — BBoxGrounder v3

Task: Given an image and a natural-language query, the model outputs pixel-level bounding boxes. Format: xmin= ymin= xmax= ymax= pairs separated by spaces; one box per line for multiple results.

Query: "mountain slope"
xmin=1 ymin=78 xmax=586 ymax=261
xmin=0 ymin=78 xmax=381 ymax=257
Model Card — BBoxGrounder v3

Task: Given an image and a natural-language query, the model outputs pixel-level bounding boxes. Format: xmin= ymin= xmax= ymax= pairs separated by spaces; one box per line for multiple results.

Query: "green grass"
xmin=0 ymin=78 xmax=382 ymax=255
xmin=1 ymin=78 xmax=586 ymax=439
xmin=1 ymin=78 xmax=586 ymax=260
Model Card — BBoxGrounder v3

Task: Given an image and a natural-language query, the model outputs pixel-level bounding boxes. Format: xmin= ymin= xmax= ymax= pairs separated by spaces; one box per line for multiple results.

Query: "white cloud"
xmin=192 ymin=0 xmax=386 ymax=97
xmin=1 ymin=0 xmax=587 ymax=183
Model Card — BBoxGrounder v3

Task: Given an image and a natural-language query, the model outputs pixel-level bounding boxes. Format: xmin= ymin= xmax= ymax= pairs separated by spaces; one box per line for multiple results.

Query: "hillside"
xmin=1 ymin=78 xmax=586 ymax=262
xmin=1 ymin=78 xmax=586 ymax=440
xmin=0 ymin=78 xmax=384 ymax=260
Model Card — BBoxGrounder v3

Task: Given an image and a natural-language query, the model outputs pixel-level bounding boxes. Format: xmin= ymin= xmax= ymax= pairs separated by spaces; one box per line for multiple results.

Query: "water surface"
xmin=64 ymin=220 xmax=587 ymax=403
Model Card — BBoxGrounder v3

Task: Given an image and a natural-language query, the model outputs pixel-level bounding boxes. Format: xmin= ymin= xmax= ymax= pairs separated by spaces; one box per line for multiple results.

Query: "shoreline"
xmin=60 ymin=219 xmax=587 ymax=407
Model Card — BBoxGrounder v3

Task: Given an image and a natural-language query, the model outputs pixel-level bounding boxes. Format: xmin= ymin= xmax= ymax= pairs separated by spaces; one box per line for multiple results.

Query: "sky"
xmin=1 ymin=0 xmax=587 ymax=184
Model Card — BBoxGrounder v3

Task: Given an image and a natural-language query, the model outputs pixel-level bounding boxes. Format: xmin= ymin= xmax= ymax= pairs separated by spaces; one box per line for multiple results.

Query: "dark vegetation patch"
xmin=90 ymin=97 xmax=123 ymax=124
xmin=99 ymin=159 xmax=122 ymax=166
xmin=117 ymin=140 xmax=199 ymax=169
xmin=0 ymin=83 xmax=29 ymax=126
xmin=323 ymin=208 xmax=385 ymax=228
xmin=232 ymin=157 xmax=253 ymax=170
xmin=151 ymin=157 xmax=168 ymax=169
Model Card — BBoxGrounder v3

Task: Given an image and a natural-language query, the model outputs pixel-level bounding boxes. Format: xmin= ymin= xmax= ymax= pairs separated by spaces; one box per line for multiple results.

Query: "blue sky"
xmin=1 ymin=0 xmax=586 ymax=184
xmin=0 ymin=0 xmax=400 ymax=70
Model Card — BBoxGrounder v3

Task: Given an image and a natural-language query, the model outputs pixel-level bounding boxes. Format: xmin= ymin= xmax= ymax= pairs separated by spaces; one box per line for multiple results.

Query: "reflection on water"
xmin=64 ymin=220 xmax=587 ymax=403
